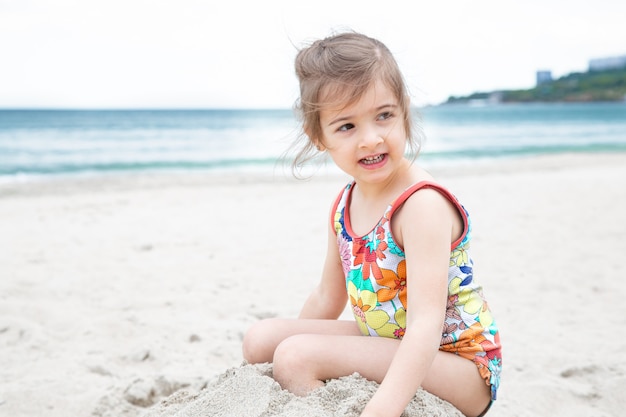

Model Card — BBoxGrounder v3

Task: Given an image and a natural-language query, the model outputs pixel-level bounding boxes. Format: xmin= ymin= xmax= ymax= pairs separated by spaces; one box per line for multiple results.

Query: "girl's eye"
xmin=378 ymin=112 xmax=393 ymax=121
xmin=338 ymin=123 xmax=354 ymax=132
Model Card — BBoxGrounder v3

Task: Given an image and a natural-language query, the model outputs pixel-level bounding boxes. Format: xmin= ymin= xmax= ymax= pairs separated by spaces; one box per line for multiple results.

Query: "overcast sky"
xmin=1 ymin=0 xmax=624 ymax=109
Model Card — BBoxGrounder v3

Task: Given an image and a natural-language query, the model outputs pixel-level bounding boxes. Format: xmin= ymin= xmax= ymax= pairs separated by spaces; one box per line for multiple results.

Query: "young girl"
xmin=242 ymin=31 xmax=502 ymax=417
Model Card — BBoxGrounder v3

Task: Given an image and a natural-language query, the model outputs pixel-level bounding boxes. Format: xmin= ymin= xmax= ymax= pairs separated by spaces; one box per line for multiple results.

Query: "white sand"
xmin=0 ymin=152 xmax=624 ymax=417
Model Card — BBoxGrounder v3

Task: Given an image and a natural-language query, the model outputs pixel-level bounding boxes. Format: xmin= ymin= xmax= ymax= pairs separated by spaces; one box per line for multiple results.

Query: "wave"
xmin=1 ymin=105 xmax=625 ymax=181
xmin=3 ymin=143 xmax=625 ymax=179
xmin=0 ymin=157 xmax=284 ymax=177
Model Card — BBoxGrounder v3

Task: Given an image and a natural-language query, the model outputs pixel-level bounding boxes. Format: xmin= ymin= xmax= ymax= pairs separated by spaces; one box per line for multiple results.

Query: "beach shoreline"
xmin=1 ymin=151 xmax=620 ymax=196
xmin=1 ymin=152 xmax=625 ymax=417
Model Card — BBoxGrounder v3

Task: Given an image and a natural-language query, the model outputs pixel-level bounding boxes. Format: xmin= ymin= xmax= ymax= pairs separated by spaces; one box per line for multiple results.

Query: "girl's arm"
xmin=361 ymin=188 xmax=457 ymax=417
xmin=299 ymin=211 xmax=348 ymax=320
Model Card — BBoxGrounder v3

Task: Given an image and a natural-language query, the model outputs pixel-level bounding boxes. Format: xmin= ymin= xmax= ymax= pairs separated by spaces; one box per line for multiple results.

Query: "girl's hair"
xmin=290 ymin=31 xmax=421 ymax=176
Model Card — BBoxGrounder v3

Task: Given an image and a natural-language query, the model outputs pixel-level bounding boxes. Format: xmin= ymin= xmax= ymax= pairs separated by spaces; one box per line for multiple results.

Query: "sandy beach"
xmin=1 ymin=152 xmax=625 ymax=417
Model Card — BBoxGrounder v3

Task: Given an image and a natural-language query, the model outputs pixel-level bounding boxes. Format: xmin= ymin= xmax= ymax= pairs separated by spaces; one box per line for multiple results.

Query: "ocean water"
xmin=1 ymin=103 xmax=625 ymax=182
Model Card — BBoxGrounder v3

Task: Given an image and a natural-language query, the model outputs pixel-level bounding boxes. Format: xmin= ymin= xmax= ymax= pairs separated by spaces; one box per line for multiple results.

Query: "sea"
xmin=1 ymin=102 xmax=625 ymax=183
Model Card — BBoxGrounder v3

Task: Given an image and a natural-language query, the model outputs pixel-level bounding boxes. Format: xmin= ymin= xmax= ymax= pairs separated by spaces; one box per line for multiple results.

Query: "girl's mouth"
xmin=360 ymin=154 xmax=386 ymax=165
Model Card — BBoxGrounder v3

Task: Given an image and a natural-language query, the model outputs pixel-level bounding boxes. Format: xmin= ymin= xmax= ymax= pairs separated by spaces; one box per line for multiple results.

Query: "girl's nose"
xmin=359 ymin=125 xmax=384 ymax=148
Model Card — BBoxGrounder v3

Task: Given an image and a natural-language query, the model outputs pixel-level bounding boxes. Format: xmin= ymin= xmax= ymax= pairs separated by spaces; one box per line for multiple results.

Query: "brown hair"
xmin=289 ymin=31 xmax=421 ymax=175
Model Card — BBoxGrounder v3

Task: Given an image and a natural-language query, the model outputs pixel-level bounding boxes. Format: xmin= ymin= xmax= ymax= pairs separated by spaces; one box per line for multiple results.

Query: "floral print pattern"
xmin=332 ymin=181 xmax=502 ymax=401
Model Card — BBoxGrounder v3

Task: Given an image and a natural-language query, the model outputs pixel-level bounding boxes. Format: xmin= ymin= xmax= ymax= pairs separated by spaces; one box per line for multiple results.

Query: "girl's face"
xmin=318 ymin=79 xmax=409 ymax=184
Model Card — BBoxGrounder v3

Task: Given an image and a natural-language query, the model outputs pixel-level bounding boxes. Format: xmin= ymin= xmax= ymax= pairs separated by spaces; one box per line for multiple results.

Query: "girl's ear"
xmin=305 ymin=126 xmax=326 ymax=151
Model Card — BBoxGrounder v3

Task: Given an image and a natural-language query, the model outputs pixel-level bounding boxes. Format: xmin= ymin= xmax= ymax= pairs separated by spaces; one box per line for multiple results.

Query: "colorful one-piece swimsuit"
xmin=331 ymin=181 xmax=502 ymax=401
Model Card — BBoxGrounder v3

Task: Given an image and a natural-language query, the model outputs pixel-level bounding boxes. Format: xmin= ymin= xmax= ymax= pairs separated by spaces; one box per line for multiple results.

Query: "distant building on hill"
xmin=589 ymin=55 xmax=626 ymax=71
xmin=536 ymin=70 xmax=553 ymax=85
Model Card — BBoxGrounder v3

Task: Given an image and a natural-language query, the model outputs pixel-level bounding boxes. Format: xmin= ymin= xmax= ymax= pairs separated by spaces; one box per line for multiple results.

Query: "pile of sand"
xmin=142 ymin=364 xmax=463 ymax=417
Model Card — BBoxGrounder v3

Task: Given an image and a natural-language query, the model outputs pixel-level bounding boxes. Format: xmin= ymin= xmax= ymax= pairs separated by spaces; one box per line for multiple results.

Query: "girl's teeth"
xmin=362 ymin=155 xmax=383 ymax=164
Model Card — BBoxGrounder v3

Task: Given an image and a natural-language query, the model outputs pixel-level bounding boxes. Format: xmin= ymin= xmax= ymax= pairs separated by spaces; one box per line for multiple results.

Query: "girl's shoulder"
xmin=331 ymin=181 xmax=354 ymax=213
xmin=388 ymin=180 xmax=460 ymax=215
xmin=390 ymin=180 xmax=471 ymax=250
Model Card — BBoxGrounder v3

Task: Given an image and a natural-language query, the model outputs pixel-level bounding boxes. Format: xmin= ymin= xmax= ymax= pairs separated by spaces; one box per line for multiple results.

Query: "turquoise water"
xmin=1 ymin=103 xmax=625 ymax=180
xmin=419 ymin=102 xmax=626 ymax=159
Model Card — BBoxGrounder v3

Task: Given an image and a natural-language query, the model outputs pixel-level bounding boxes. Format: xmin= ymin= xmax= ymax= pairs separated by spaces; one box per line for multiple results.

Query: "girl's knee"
xmin=242 ymin=318 xmax=280 ymax=364
xmin=272 ymin=335 xmax=321 ymax=377
xmin=273 ymin=334 xmax=321 ymax=395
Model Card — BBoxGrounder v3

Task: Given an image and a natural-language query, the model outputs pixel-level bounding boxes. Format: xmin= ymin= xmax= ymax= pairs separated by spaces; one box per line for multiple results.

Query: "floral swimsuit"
xmin=332 ymin=181 xmax=502 ymax=401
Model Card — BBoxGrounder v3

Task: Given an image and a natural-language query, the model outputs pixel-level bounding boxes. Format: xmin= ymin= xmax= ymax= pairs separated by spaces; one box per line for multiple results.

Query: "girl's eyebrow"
xmin=326 ymin=103 xmax=398 ymax=127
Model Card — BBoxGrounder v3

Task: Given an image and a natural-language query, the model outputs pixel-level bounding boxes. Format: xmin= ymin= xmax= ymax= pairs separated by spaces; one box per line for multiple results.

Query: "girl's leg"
xmin=268 ymin=331 xmax=491 ymax=417
xmin=242 ymin=318 xmax=362 ymax=364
